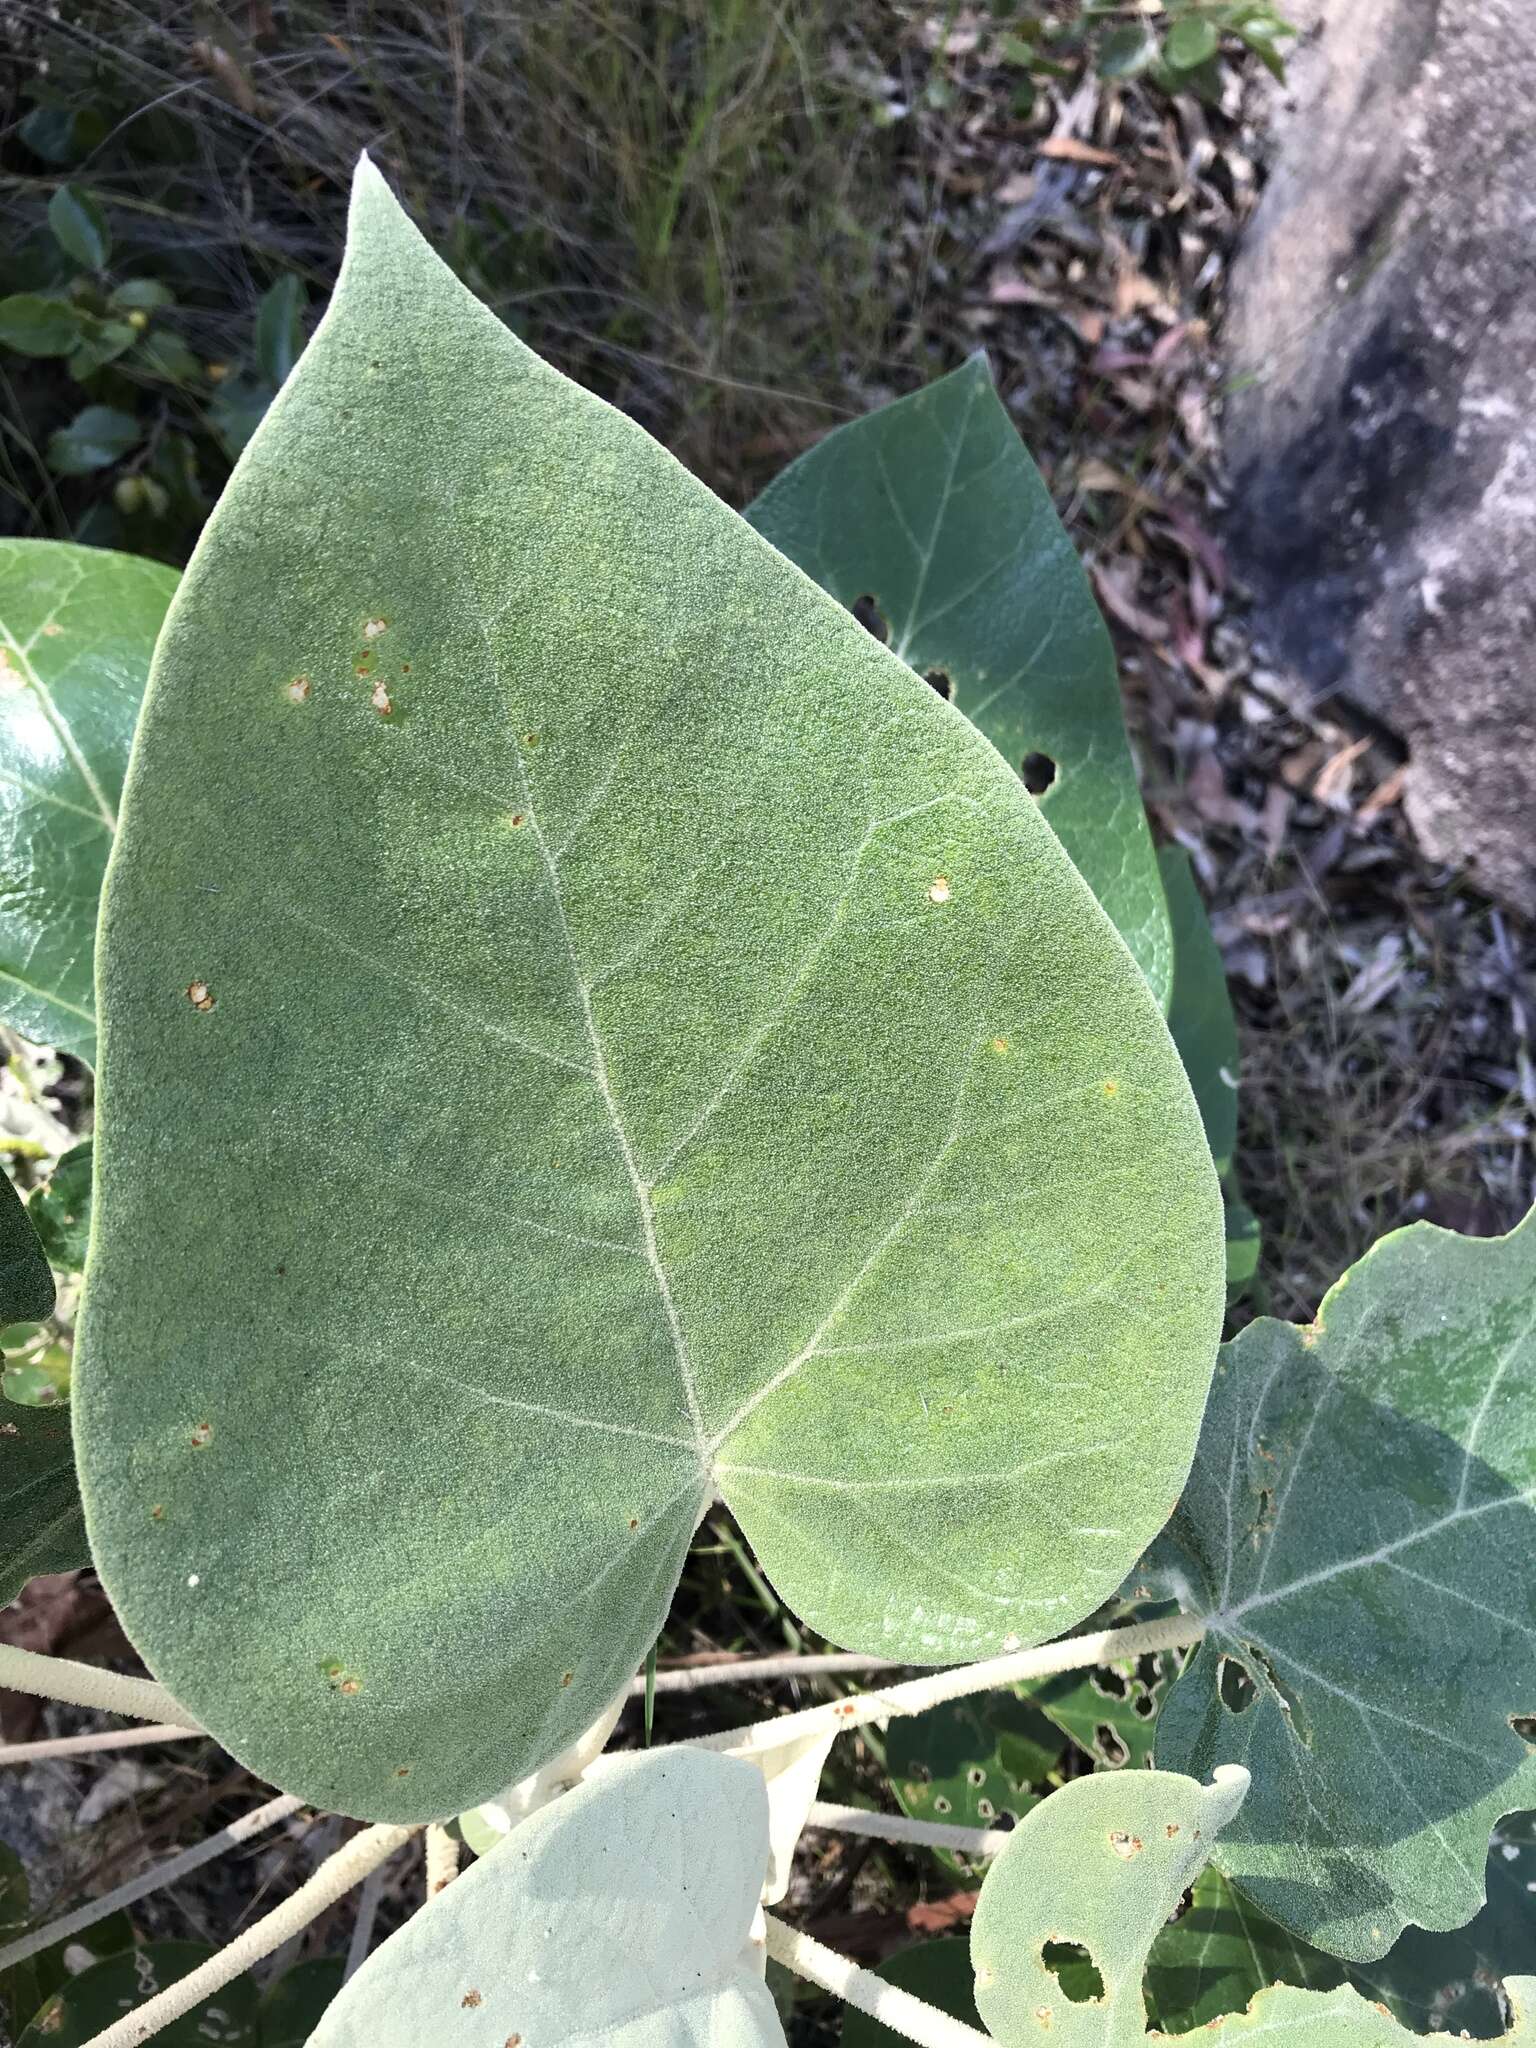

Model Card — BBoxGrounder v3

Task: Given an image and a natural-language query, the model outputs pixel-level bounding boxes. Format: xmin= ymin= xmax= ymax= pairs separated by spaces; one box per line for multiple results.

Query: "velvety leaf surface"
xmin=17 ymin=1941 xmax=260 ymax=2046
xmin=0 ymin=539 xmax=178 ymax=1060
xmin=1145 ymin=1209 xmax=1536 ymax=1958
xmin=972 ymin=1769 xmax=1536 ymax=2048
xmin=841 ymin=1938 xmax=980 ymax=2048
xmin=745 ymin=357 xmax=1172 ymax=1006
xmin=972 ymin=1763 xmax=1252 ymax=2048
xmin=311 ymin=1751 xmax=782 ymax=2048
xmin=0 ymin=1401 xmax=87 ymax=1604
xmin=77 ymin=160 xmax=1222 ymax=1822
xmin=0 ymin=1173 xmax=53 ymax=1323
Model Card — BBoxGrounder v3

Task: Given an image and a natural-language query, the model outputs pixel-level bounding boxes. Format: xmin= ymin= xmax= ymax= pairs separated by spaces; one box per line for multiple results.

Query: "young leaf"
xmin=17 ymin=1941 xmax=259 ymax=2046
xmin=45 ymin=404 xmax=140 ymax=477
xmin=746 ymin=356 xmax=1174 ymax=1007
xmin=1143 ymin=1208 xmax=1536 ymax=1958
xmin=46 ymin=186 xmax=111 ymax=272
xmin=971 ymin=1762 xmax=1252 ymax=2048
xmin=311 ymin=1751 xmax=783 ymax=2048
xmin=0 ymin=1401 xmax=87 ymax=1605
xmin=1165 ymin=16 xmax=1221 ymax=67
xmin=76 ymin=158 xmax=1223 ymax=1823
xmin=27 ymin=1140 xmax=92 ymax=1272
xmin=0 ymin=538 xmax=178 ymax=1060
xmin=0 ymin=1173 xmax=54 ymax=1324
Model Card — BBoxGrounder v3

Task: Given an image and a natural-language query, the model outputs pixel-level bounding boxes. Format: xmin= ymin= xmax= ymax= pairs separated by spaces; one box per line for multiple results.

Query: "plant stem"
xmin=80 ymin=1821 xmax=419 ymax=2048
xmin=0 ymin=1644 xmax=195 ymax=1728
xmin=0 ymin=1723 xmax=199 ymax=1765
xmin=632 ymin=1650 xmax=902 ymax=1695
xmin=691 ymin=1614 xmax=1205 ymax=1758
xmin=425 ymin=1822 xmax=461 ymax=1898
xmin=0 ymin=1793 xmax=305 ymax=1972
xmin=764 ymin=1914 xmax=992 ymax=2048
xmin=804 ymin=1800 xmax=1013 ymax=1857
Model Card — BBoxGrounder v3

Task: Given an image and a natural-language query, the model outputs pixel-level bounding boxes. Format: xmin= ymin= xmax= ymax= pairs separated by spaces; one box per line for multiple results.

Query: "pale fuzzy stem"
xmin=805 ymin=1801 xmax=1013 ymax=1858
xmin=0 ymin=1723 xmax=200 ymax=1765
xmin=344 ymin=1863 xmax=388 ymax=1982
xmin=693 ymin=1614 xmax=1205 ymax=1759
xmin=425 ymin=1822 xmax=461 ymax=1898
xmin=765 ymin=1914 xmax=992 ymax=2048
xmin=80 ymin=1822 xmax=419 ymax=2048
xmin=632 ymin=1652 xmax=903 ymax=1696
xmin=0 ymin=1793 xmax=305 ymax=1972
xmin=0 ymin=1644 xmax=196 ymax=1728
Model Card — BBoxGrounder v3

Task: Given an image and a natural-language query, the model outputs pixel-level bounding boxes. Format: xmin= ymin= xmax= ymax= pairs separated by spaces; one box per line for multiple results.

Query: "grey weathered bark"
xmin=1223 ymin=0 xmax=1536 ymax=916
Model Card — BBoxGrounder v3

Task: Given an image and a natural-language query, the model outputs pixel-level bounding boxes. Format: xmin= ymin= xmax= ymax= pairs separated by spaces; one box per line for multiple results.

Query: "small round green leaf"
xmin=78 ymin=159 xmax=1223 ymax=1822
xmin=0 ymin=295 xmax=85 ymax=360
xmin=46 ymin=406 xmax=140 ymax=477
xmin=46 ymin=186 xmax=111 ymax=272
xmin=0 ymin=539 xmax=178 ymax=1060
xmin=1165 ymin=17 xmax=1221 ymax=67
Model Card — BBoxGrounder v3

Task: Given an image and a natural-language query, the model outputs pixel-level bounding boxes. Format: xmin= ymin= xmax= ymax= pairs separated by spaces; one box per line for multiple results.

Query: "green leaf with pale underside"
xmin=311 ymin=1750 xmax=782 ymax=2048
xmin=76 ymin=158 xmax=1223 ymax=1822
xmin=746 ymin=355 xmax=1173 ymax=1007
xmin=0 ymin=539 xmax=179 ymax=1060
xmin=1143 ymin=1208 xmax=1536 ymax=1958
xmin=970 ymin=1767 xmax=1536 ymax=2048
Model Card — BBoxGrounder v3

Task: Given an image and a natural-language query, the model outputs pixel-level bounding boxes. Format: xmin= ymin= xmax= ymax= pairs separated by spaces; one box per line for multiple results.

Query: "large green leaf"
xmin=0 ymin=1172 xmax=53 ymax=1323
xmin=1146 ymin=1821 xmax=1536 ymax=2041
xmin=1145 ymin=1209 xmax=1536 ymax=1958
xmin=969 ymin=1766 xmax=1536 ymax=2048
xmin=746 ymin=356 xmax=1172 ymax=1006
xmin=0 ymin=1400 xmax=87 ymax=1603
xmin=0 ymin=539 xmax=178 ymax=1060
xmin=312 ymin=1750 xmax=781 ymax=2048
xmin=76 ymin=158 xmax=1222 ymax=1822
xmin=17 ymin=1941 xmax=259 ymax=2046
xmin=888 ymin=1691 xmax=1064 ymax=1871
xmin=842 ymin=1939 xmax=980 ymax=2048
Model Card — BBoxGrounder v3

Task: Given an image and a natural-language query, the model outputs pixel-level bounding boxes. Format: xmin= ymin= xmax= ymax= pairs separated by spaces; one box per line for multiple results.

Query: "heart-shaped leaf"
xmin=970 ymin=1766 xmax=1536 ymax=2048
xmin=1143 ymin=1209 xmax=1536 ymax=1957
xmin=0 ymin=539 xmax=178 ymax=1060
xmin=77 ymin=159 xmax=1223 ymax=1822
xmin=312 ymin=1750 xmax=782 ymax=2048
xmin=746 ymin=356 xmax=1173 ymax=1006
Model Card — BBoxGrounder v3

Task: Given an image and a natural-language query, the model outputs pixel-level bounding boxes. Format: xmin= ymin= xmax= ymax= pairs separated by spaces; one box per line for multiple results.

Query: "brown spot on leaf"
xmin=371 ymin=680 xmax=393 ymax=716
xmin=1109 ymin=1831 xmax=1142 ymax=1858
xmin=150 ymin=1504 xmax=165 ymax=1521
xmin=1035 ymin=2008 xmax=1052 ymax=2028
xmin=363 ymin=618 xmax=388 ymax=640
xmin=561 ymin=1670 xmax=573 ymax=1688
xmin=628 ymin=1516 xmax=639 ymax=1530
xmin=1165 ymin=1823 xmax=1180 ymax=1838
xmin=462 ymin=1990 xmax=483 ymax=2009
xmin=186 ymin=981 xmax=215 ymax=1011
xmin=287 ymin=675 xmax=311 ymax=703
xmin=927 ymin=877 xmax=952 ymax=904
xmin=190 ymin=1422 xmax=213 ymax=1448
xmin=339 ymin=1677 xmax=361 ymax=1695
